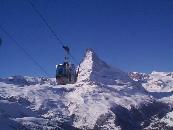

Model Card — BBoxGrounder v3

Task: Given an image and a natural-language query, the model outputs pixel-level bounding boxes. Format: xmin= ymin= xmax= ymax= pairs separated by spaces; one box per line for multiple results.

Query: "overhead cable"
xmin=0 ymin=25 xmax=50 ymax=77
xmin=27 ymin=0 xmax=79 ymax=65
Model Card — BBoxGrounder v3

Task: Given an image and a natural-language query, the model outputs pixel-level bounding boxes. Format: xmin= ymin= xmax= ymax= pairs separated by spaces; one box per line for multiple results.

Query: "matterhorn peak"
xmin=84 ymin=48 xmax=100 ymax=62
xmin=77 ymin=49 xmax=131 ymax=84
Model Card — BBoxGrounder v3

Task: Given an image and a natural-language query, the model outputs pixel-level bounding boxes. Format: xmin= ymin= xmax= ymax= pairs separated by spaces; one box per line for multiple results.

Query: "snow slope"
xmin=0 ymin=49 xmax=172 ymax=130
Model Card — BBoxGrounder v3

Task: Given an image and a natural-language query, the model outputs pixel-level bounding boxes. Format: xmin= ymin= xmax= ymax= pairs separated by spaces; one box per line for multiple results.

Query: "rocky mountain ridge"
xmin=0 ymin=49 xmax=173 ymax=130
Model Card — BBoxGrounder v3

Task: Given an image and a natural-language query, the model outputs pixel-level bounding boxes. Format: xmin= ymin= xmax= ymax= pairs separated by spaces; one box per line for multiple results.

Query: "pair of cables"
xmin=0 ymin=0 xmax=79 ymax=77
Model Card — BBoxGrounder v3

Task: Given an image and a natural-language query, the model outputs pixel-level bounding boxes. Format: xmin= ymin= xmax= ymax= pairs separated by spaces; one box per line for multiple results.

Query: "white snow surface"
xmin=161 ymin=111 xmax=173 ymax=127
xmin=0 ymin=49 xmax=172 ymax=129
xmin=143 ymin=71 xmax=173 ymax=92
xmin=78 ymin=49 xmax=132 ymax=85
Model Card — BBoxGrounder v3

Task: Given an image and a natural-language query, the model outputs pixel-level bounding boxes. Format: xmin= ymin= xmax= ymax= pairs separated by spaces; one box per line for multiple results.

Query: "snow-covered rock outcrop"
xmin=143 ymin=71 xmax=173 ymax=92
xmin=0 ymin=49 xmax=173 ymax=130
xmin=78 ymin=49 xmax=132 ymax=85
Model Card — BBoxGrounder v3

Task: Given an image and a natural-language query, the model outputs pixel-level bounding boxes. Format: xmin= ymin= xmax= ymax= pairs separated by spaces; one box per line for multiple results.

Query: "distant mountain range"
xmin=0 ymin=49 xmax=172 ymax=130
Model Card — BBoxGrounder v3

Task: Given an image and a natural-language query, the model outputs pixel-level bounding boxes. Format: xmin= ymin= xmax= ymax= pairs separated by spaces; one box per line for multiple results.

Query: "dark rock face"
xmin=128 ymin=72 xmax=149 ymax=83
xmin=94 ymin=102 xmax=173 ymax=130
xmin=93 ymin=112 xmax=115 ymax=130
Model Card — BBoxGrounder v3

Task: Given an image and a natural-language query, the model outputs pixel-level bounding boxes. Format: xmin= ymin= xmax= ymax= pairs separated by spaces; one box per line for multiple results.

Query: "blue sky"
xmin=0 ymin=0 xmax=173 ymax=77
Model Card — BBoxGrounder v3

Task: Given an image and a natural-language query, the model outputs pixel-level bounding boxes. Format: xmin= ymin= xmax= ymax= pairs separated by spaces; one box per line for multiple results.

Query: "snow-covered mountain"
xmin=0 ymin=49 xmax=173 ymax=130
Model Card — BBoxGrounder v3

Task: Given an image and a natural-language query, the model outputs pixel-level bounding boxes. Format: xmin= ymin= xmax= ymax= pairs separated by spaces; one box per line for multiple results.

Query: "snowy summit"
xmin=78 ymin=49 xmax=132 ymax=85
xmin=0 ymin=49 xmax=173 ymax=130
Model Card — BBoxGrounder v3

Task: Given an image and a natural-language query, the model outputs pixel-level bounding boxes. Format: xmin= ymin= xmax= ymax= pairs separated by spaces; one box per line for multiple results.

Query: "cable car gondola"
xmin=56 ymin=46 xmax=77 ymax=85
